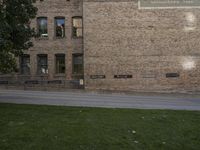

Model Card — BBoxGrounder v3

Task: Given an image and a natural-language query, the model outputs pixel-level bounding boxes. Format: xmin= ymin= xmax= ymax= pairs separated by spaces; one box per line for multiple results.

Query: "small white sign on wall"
xmin=80 ymin=79 xmax=84 ymax=85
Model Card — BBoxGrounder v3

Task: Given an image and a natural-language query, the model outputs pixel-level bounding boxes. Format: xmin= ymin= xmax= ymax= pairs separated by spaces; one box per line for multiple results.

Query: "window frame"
xmin=55 ymin=54 xmax=66 ymax=74
xmin=55 ymin=17 xmax=65 ymax=38
xmin=72 ymin=16 xmax=83 ymax=38
xmin=20 ymin=54 xmax=30 ymax=75
xmin=37 ymin=54 xmax=48 ymax=75
xmin=37 ymin=17 xmax=48 ymax=37
xmin=72 ymin=54 xmax=83 ymax=75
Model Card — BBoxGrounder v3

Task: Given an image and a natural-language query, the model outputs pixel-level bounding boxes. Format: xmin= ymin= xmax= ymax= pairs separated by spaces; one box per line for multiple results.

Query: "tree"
xmin=0 ymin=0 xmax=37 ymax=73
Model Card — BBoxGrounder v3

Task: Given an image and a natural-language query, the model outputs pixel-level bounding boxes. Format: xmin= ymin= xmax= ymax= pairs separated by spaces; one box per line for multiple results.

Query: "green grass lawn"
xmin=0 ymin=103 xmax=200 ymax=150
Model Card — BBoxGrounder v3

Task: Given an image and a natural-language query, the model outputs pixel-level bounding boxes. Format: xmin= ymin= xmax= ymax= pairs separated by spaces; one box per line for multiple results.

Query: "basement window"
xmin=72 ymin=17 xmax=83 ymax=38
xmin=55 ymin=17 xmax=65 ymax=38
xmin=20 ymin=54 xmax=30 ymax=75
xmin=166 ymin=73 xmax=180 ymax=78
xmin=114 ymin=75 xmax=133 ymax=79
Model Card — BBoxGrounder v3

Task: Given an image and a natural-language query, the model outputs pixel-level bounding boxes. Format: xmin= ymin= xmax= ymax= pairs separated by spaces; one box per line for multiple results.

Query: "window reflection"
xmin=55 ymin=17 xmax=65 ymax=38
xmin=72 ymin=17 xmax=83 ymax=38
xmin=37 ymin=17 xmax=48 ymax=37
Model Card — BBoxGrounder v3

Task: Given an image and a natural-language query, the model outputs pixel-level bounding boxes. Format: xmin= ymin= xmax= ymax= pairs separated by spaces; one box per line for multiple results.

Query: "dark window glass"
xmin=73 ymin=54 xmax=83 ymax=74
xmin=55 ymin=54 xmax=65 ymax=74
xmin=72 ymin=17 xmax=83 ymax=38
xmin=37 ymin=54 xmax=48 ymax=74
xmin=55 ymin=17 xmax=65 ymax=38
xmin=37 ymin=17 xmax=48 ymax=37
xmin=20 ymin=55 xmax=30 ymax=75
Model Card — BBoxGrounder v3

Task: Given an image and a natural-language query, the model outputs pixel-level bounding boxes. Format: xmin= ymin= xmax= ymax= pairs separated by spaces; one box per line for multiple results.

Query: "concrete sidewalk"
xmin=0 ymin=90 xmax=200 ymax=110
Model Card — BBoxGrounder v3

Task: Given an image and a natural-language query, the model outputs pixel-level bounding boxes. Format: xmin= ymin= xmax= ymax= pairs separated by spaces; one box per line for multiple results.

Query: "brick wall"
xmin=83 ymin=0 xmax=200 ymax=92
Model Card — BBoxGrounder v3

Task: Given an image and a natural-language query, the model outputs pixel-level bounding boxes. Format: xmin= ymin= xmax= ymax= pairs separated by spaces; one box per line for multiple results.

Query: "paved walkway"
xmin=0 ymin=90 xmax=200 ymax=110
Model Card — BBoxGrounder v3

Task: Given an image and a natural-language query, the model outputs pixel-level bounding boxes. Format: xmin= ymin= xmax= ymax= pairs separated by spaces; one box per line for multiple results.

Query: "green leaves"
xmin=0 ymin=0 xmax=37 ymax=73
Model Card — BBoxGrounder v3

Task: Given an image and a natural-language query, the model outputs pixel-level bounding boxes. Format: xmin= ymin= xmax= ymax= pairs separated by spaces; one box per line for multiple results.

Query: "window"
xmin=20 ymin=55 xmax=30 ymax=75
xmin=55 ymin=17 xmax=65 ymax=38
xmin=72 ymin=17 xmax=83 ymax=38
xmin=73 ymin=54 xmax=83 ymax=74
xmin=37 ymin=17 xmax=48 ymax=37
xmin=55 ymin=54 xmax=65 ymax=74
xmin=37 ymin=54 xmax=48 ymax=74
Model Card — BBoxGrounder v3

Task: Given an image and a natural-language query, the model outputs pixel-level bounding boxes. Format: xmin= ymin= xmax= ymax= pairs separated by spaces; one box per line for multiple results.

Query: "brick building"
xmin=28 ymin=0 xmax=84 ymax=80
xmin=1 ymin=0 xmax=200 ymax=92
xmin=0 ymin=0 xmax=84 ymax=88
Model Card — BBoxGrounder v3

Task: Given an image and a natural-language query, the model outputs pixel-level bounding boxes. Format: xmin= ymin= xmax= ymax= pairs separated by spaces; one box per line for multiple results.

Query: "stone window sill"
xmin=54 ymin=74 xmax=66 ymax=77
xmin=72 ymin=36 xmax=83 ymax=39
xmin=18 ymin=74 xmax=31 ymax=77
xmin=35 ymin=37 xmax=49 ymax=40
xmin=35 ymin=74 xmax=49 ymax=77
xmin=54 ymin=37 xmax=66 ymax=40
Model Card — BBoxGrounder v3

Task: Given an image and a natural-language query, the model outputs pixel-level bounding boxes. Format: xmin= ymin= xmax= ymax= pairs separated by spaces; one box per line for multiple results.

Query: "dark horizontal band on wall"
xmin=90 ymin=75 xmax=106 ymax=79
xmin=166 ymin=73 xmax=180 ymax=78
xmin=114 ymin=75 xmax=133 ymax=79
